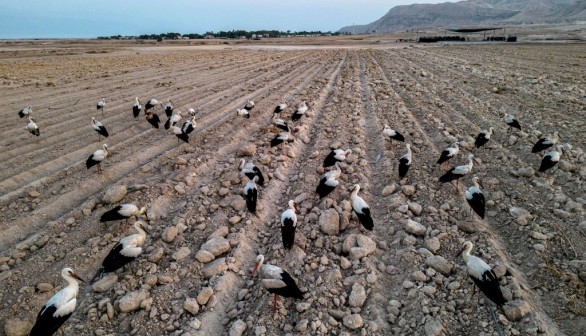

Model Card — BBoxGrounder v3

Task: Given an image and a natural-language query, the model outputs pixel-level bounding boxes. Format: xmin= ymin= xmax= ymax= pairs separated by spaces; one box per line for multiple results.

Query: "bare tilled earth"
xmin=0 ymin=43 xmax=585 ymax=336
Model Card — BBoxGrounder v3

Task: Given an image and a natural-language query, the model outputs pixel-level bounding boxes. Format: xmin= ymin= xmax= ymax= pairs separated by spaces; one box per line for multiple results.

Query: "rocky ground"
xmin=0 ymin=42 xmax=585 ymax=336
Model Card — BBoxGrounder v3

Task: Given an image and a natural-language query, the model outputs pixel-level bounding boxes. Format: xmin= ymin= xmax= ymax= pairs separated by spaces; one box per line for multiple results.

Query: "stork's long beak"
xmin=478 ymin=180 xmax=484 ymax=189
xmin=252 ymin=262 xmax=260 ymax=276
xmin=473 ymin=157 xmax=481 ymax=166
xmin=455 ymin=247 xmax=465 ymax=258
xmin=72 ymin=273 xmax=86 ymax=283
xmin=294 ymin=202 xmax=300 ymax=212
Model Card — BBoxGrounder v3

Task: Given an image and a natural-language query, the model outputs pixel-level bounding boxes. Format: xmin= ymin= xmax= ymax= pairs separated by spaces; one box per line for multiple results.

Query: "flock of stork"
xmin=17 ymin=96 xmax=565 ymax=335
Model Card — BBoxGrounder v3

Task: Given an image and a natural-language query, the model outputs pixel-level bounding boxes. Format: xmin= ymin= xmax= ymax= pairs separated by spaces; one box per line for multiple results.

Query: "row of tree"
xmin=97 ymin=30 xmax=344 ymax=40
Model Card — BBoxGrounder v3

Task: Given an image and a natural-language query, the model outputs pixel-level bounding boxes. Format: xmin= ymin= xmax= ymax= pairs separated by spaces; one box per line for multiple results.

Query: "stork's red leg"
xmin=273 ymin=294 xmax=277 ymax=314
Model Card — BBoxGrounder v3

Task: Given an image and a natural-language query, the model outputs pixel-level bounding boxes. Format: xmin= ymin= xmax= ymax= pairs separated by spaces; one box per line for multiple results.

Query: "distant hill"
xmin=339 ymin=0 xmax=586 ymax=34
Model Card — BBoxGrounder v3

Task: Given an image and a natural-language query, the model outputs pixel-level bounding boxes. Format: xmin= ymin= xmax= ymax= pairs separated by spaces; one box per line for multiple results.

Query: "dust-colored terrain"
xmin=0 ymin=40 xmax=585 ymax=336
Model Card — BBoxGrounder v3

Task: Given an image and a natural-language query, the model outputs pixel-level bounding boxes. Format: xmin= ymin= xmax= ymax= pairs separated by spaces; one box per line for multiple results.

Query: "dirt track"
xmin=0 ymin=42 xmax=585 ymax=336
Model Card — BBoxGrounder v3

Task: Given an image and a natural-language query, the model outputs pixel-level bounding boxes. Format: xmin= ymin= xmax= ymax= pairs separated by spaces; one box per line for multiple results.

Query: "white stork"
xmin=91 ymin=117 xmax=109 ymax=141
xmin=171 ymin=125 xmax=189 ymax=143
xmin=18 ymin=106 xmax=32 ymax=118
xmin=475 ymin=127 xmax=494 ymax=148
xmin=26 ymin=117 xmax=40 ymax=136
xmin=244 ymin=176 xmax=259 ymax=213
xmin=437 ymin=142 xmax=459 ymax=169
xmin=271 ymin=114 xmax=290 ymax=132
xmin=243 ymin=100 xmax=255 ymax=111
xmin=181 ymin=117 xmax=197 ymax=136
xmin=132 ymin=97 xmax=142 ymax=118
xmin=291 ymin=101 xmax=308 ymax=121
xmin=187 ymin=108 xmax=196 ymax=116
xmin=281 ymin=200 xmax=299 ymax=250
xmin=465 ymin=177 xmax=485 ymax=219
xmin=382 ymin=124 xmax=405 ymax=149
xmin=145 ymin=98 xmax=160 ymax=112
xmin=503 ymin=113 xmax=521 ymax=133
xmin=165 ymin=111 xmax=182 ymax=130
xmin=236 ymin=108 xmax=250 ymax=119
xmin=252 ymin=255 xmax=303 ymax=314
xmin=323 ymin=148 xmax=352 ymax=167
xmin=239 ymin=159 xmax=265 ymax=186
xmin=456 ymin=241 xmax=507 ymax=306
xmin=145 ymin=111 xmax=160 ymax=129
xmin=439 ymin=153 xmax=477 ymax=190
xmin=398 ymin=143 xmax=412 ymax=179
xmin=270 ymin=131 xmax=294 ymax=153
xmin=273 ymin=102 xmax=287 ymax=114
xmin=532 ymin=131 xmax=559 ymax=154
xmin=164 ymin=99 xmax=174 ymax=118
xmin=350 ymin=184 xmax=373 ymax=231
xmin=100 ymin=203 xmax=147 ymax=223
xmin=94 ymin=221 xmax=149 ymax=280
xmin=539 ymin=145 xmax=563 ymax=173
xmin=86 ymin=144 xmax=109 ymax=174
xmin=96 ymin=97 xmax=106 ymax=114
xmin=29 ymin=268 xmax=85 ymax=336
xmin=316 ymin=162 xmax=341 ymax=198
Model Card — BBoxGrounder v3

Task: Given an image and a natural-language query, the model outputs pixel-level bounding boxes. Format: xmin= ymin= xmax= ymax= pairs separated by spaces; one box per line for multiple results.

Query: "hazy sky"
xmin=0 ymin=0 xmax=459 ymax=38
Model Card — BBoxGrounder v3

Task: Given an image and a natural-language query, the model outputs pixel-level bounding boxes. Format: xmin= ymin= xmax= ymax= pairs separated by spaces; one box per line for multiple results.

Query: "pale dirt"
xmin=0 ymin=37 xmax=585 ymax=336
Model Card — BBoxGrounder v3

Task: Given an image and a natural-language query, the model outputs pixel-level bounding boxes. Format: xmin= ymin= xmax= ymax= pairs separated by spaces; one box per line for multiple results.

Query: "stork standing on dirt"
xmin=181 ymin=117 xmax=197 ymax=137
xmin=18 ymin=106 xmax=32 ymax=118
xmin=93 ymin=221 xmax=149 ymax=281
xmin=187 ymin=108 xmax=196 ymax=116
xmin=244 ymin=176 xmax=259 ymax=213
xmin=456 ymin=241 xmax=507 ymax=306
xmin=132 ymin=97 xmax=142 ymax=118
xmin=281 ymin=200 xmax=298 ymax=250
xmin=466 ymin=177 xmax=485 ymax=219
xmin=243 ymin=100 xmax=255 ymax=111
xmin=270 ymin=131 xmax=294 ymax=154
xmin=92 ymin=117 xmax=109 ymax=141
xmin=539 ymin=144 xmax=563 ymax=174
xmin=532 ymin=131 xmax=559 ymax=154
xmin=350 ymin=184 xmax=373 ymax=231
xmin=323 ymin=148 xmax=351 ymax=167
xmin=239 ymin=159 xmax=265 ymax=186
xmin=100 ymin=204 xmax=148 ymax=224
xmin=86 ymin=144 xmax=109 ymax=174
xmin=382 ymin=124 xmax=405 ymax=149
xmin=252 ymin=255 xmax=304 ymax=314
xmin=316 ymin=162 xmax=341 ymax=198
xmin=145 ymin=98 xmax=160 ymax=112
xmin=171 ymin=125 xmax=189 ymax=143
xmin=291 ymin=101 xmax=308 ymax=121
xmin=164 ymin=99 xmax=174 ymax=118
xmin=29 ymin=268 xmax=85 ymax=336
xmin=271 ymin=114 xmax=290 ymax=132
xmin=437 ymin=142 xmax=459 ymax=170
xmin=236 ymin=108 xmax=250 ymax=119
xmin=96 ymin=97 xmax=106 ymax=115
xmin=165 ymin=111 xmax=182 ymax=130
xmin=439 ymin=153 xmax=477 ymax=191
xmin=398 ymin=143 xmax=412 ymax=179
xmin=503 ymin=113 xmax=521 ymax=133
xmin=273 ymin=102 xmax=287 ymax=114
xmin=26 ymin=117 xmax=40 ymax=136
xmin=475 ymin=127 xmax=494 ymax=148
xmin=145 ymin=111 xmax=161 ymax=129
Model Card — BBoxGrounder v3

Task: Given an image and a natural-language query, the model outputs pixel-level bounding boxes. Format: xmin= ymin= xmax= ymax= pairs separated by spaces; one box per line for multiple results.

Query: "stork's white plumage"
xmin=18 ymin=106 xmax=32 ymax=118
xmin=291 ymin=101 xmax=308 ymax=121
xmin=181 ymin=117 xmax=197 ymax=135
xmin=164 ymin=99 xmax=174 ymax=118
xmin=100 ymin=203 xmax=147 ymax=223
xmin=187 ymin=108 xmax=196 ymax=116
xmin=171 ymin=125 xmax=189 ymax=143
xmin=243 ymin=100 xmax=255 ymax=111
xmin=316 ymin=162 xmax=341 ymax=198
xmin=281 ymin=200 xmax=298 ymax=249
xmin=457 ymin=241 xmax=507 ymax=306
xmin=351 ymin=184 xmax=373 ymax=231
xmin=398 ymin=143 xmax=412 ymax=179
xmin=465 ymin=177 xmax=485 ymax=219
xmin=475 ymin=127 xmax=494 ymax=148
xmin=132 ymin=97 xmax=142 ymax=118
xmin=539 ymin=144 xmax=563 ymax=173
xmin=243 ymin=176 xmax=259 ymax=213
xmin=382 ymin=124 xmax=405 ymax=149
xmin=439 ymin=153 xmax=476 ymax=189
xmin=271 ymin=114 xmax=290 ymax=132
xmin=97 ymin=97 xmax=106 ymax=114
xmin=86 ymin=144 xmax=109 ymax=174
xmin=98 ymin=221 xmax=149 ymax=275
xmin=273 ymin=102 xmax=287 ymax=114
xmin=29 ymin=268 xmax=84 ymax=336
xmin=323 ymin=148 xmax=351 ymax=167
xmin=270 ymin=131 xmax=294 ymax=153
xmin=92 ymin=117 xmax=109 ymax=141
xmin=503 ymin=113 xmax=521 ymax=132
xmin=239 ymin=159 xmax=265 ymax=185
xmin=145 ymin=98 xmax=159 ymax=112
xmin=437 ymin=142 xmax=459 ymax=168
xmin=236 ymin=108 xmax=250 ymax=119
xmin=532 ymin=131 xmax=559 ymax=154
xmin=26 ymin=117 xmax=40 ymax=136
xmin=252 ymin=255 xmax=303 ymax=314
xmin=165 ymin=111 xmax=182 ymax=130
